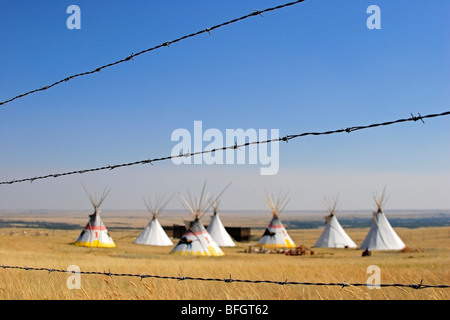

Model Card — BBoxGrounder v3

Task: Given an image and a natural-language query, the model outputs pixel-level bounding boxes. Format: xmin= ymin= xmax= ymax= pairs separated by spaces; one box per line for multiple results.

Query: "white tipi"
xmin=313 ymin=195 xmax=357 ymax=248
xmin=207 ymin=200 xmax=236 ymax=247
xmin=258 ymin=191 xmax=296 ymax=249
xmin=74 ymin=185 xmax=116 ymax=248
xmin=360 ymin=189 xmax=406 ymax=251
xmin=134 ymin=194 xmax=173 ymax=246
xmin=170 ymin=181 xmax=224 ymax=256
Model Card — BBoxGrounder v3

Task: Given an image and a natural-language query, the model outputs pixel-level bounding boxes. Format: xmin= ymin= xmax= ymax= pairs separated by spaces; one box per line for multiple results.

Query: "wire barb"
xmin=139 ymin=274 xmax=149 ymax=281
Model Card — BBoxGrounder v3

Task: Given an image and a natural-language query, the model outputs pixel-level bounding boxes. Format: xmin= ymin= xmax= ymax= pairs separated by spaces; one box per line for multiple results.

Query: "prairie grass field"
xmin=0 ymin=210 xmax=449 ymax=300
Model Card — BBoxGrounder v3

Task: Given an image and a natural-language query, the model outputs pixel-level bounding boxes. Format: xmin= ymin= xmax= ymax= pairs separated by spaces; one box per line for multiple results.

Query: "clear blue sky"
xmin=0 ymin=0 xmax=449 ymax=212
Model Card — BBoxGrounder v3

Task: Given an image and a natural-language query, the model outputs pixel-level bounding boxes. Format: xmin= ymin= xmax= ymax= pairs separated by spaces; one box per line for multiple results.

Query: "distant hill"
xmin=0 ymin=219 xmax=81 ymax=230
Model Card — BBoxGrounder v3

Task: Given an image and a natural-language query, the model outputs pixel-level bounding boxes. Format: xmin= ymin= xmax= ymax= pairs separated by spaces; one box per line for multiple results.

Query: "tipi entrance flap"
xmin=206 ymin=195 xmax=236 ymax=247
xmin=171 ymin=219 xmax=224 ymax=256
xmin=314 ymin=214 xmax=357 ymax=248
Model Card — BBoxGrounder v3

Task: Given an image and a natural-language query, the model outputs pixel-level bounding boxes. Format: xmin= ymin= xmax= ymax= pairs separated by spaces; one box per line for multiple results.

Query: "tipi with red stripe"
xmin=360 ymin=188 xmax=405 ymax=251
xmin=171 ymin=218 xmax=224 ymax=256
xmin=207 ymin=200 xmax=236 ymax=247
xmin=313 ymin=195 xmax=357 ymax=248
xmin=170 ymin=181 xmax=225 ymax=256
xmin=74 ymin=185 xmax=116 ymax=248
xmin=258 ymin=191 xmax=296 ymax=249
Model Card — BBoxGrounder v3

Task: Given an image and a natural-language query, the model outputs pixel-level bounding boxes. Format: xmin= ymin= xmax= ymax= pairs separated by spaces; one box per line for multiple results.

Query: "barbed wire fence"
xmin=0 ymin=110 xmax=449 ymax=186
xmin=2 ymin=264 xmax=449 ymax=290
xmin=0 ymin=0 xmax=306 ymax=107
xmin=1 ymin=0 xmax=449 ymax=297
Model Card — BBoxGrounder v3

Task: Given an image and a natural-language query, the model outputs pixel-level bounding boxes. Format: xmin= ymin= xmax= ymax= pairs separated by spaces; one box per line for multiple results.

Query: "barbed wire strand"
xmin=0 ymin=0 xmax=306 ymax=107
xmin=0 ymin=110 xmax=448 ymax=186
xmin=1 ymin=264 xmax=449 ymax=290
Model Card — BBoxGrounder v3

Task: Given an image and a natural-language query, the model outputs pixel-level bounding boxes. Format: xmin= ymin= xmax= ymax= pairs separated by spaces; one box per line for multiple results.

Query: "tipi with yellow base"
xmin=74 ymin=186 xmax=116 ymax=248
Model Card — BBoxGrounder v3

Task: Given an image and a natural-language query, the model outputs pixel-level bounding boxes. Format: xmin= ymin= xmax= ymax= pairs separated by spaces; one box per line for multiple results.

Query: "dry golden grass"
xmin=0 ymin=224 xmax=449 ymax=300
